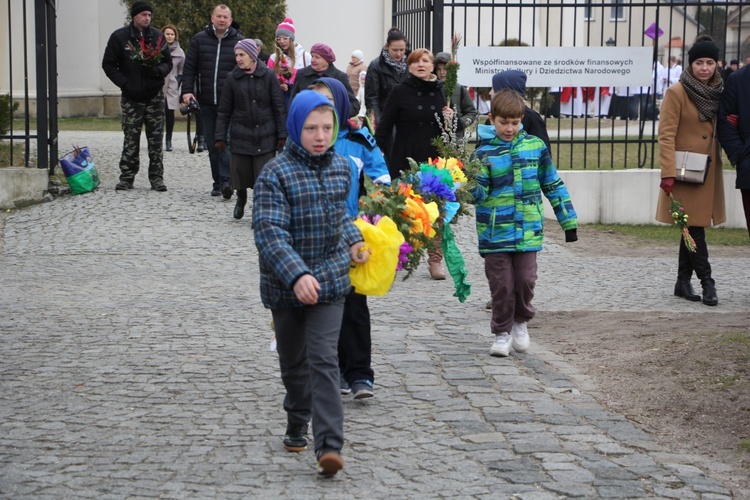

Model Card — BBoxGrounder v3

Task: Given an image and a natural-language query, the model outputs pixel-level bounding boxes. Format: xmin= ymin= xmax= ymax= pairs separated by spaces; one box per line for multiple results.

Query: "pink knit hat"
xmin=276 ymin=18 xmax=295 ymax=40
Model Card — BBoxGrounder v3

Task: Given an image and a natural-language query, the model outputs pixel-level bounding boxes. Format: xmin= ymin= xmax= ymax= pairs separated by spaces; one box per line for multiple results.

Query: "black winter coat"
xmin=374 ymin=74 xmax=447 ymax=179
xmin=102 ymin=24 xmax=172 ymax=102
xmin=181 ymin=25 xmax=243 ymax=106
xmin=364 ymin=54 xmax=407 ymax=123
xmin=718 ymin=64 xmax=750 ymax=190
xmin=215 ymin=63 xmax=287 ymax=156
xmin=289 ymin=64 xmax=360 ymax=118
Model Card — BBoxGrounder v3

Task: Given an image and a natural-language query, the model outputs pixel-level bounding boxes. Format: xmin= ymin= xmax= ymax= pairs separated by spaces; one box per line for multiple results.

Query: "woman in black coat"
xmin=374 ymin=47 xmax=455 ymax=280
xmin=374 ymin=47 xmax=454 ymax=180
xmin=216 ymin=40 xmax=287 ymax=220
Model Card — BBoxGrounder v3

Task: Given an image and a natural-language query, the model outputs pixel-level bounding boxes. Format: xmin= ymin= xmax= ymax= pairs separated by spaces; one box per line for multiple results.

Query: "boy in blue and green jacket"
xmin=470 ymin=89 xmax=578 ymax=358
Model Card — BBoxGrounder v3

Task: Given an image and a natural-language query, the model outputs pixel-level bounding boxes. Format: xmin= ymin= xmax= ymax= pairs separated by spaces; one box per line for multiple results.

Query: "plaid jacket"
xmin=252 ymin=140 xmax=363 ymax=309
xmin=470 ymin=125 xmax=577 ymax=254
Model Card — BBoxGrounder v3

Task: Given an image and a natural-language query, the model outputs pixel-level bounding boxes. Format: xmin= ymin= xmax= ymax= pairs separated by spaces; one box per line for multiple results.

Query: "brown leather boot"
xmin=428 ymin=250 xmax=446 ymax=280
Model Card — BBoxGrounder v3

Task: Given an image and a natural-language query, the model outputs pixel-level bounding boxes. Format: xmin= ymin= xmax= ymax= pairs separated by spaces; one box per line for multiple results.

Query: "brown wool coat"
xmin=656 ymin=82 xmax=726 ymax=227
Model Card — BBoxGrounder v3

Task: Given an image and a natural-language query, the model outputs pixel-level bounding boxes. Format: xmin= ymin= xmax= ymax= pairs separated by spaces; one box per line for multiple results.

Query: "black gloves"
xmin=215 ymin=140 xmax=227 ymax=153
xmin=565 ymin=229 xmax=578 ymax=243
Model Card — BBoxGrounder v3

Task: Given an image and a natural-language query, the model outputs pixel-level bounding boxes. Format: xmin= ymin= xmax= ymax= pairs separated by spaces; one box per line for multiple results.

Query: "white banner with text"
xmin=456 ymin=46 xmax=654 ymax=87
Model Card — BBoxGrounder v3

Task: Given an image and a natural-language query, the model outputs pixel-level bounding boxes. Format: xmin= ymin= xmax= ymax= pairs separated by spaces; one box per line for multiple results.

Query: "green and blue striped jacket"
xmin=470 ymin=125 xmax=577 ymax=254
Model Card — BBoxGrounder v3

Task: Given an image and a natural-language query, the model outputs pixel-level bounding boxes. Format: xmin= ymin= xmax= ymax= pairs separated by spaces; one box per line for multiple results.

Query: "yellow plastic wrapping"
xmin=349 ymin=216 xmax=405 ymax=296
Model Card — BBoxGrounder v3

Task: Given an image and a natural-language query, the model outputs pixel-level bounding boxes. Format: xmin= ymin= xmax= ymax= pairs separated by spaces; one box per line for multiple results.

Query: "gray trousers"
xmin=485 ymin=252 xmax=538 ymax=334
xmin=272 ymin=298 xmax=345 ymax=453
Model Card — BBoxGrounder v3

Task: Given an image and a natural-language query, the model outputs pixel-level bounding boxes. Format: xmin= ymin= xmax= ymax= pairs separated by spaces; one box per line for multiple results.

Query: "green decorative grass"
xmin=586 ymin=223 xmax=750 ymax=246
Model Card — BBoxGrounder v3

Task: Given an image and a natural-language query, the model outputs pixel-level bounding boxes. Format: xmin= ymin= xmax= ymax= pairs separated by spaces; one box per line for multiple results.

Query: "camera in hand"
xmin=180 ymin=98 xmax=200 ymax=116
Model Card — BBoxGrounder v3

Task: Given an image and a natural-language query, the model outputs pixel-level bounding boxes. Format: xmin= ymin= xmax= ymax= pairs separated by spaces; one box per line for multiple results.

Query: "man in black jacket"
xmin=181 ymin=4 xmax=243 ymax=198
xmin=102 ymin=0 xmax=172 ymax=191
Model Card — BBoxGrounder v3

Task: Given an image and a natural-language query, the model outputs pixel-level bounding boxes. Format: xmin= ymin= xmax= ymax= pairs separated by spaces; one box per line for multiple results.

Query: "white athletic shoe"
xmin=511 ymin=322 xmax=530 ymax=353
xmin=490 ymin=332 xmax=512 ymax=357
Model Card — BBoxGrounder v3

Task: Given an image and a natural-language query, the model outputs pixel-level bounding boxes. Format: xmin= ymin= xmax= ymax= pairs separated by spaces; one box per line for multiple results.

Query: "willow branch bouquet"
xmin=669 ymin=194 xmax=696 ymax=252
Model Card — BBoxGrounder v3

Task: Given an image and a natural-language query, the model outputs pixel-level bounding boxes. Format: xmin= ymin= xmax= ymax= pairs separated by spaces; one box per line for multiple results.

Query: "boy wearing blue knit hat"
xmin=253 ymin=90 xmax=369 ymax=476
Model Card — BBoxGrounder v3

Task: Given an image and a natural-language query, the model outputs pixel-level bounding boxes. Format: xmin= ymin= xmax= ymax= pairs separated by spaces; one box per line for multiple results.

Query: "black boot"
xmin=233 ymin=189 xmax=247 ymax=219
xmin=674 ymin=280 xmax=700 ymax=301
xmin=283 ymin=420 xmax=308 ymax=452
xmin=701 ymin=279 xmax=718 ymax=306
xmin=196 ymin=135 xmax=205 ymax=153
xmin=165 ymin=138 xmax=172 ymax=152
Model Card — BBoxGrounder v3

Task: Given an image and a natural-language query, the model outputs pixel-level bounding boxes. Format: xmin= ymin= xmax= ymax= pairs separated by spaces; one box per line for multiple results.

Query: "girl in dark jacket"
xmin=215 ymin=39 xmax=287 ymax=219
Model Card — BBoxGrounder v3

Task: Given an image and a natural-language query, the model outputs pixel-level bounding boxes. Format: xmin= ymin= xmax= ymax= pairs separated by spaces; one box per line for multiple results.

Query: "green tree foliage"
xmin=119 ymin=0 xmax=287 ymax=53
xmin=0 ymin=94 xmax=20 ymax=136
xmin=695 ymin=6 xmax=727 ymax=56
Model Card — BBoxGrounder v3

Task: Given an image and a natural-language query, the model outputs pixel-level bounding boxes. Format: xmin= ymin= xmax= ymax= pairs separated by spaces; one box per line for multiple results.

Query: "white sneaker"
xmin=490 ymin=332 xmax=512 ymax=357
xmin=511 ymin=322 xmax=530 ymax=353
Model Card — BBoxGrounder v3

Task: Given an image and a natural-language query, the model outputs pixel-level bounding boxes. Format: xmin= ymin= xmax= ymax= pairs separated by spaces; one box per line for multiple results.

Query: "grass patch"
xmin=0 ymin=143 xmax=28 ymax=167
xmin=586 ymin=223 xmax=750 ymax=246
xmin=722 ymin=332 xmax=750 ymax=346
xmin=740 ymin=440 xmax=750 ymax=453
xmin=14 ymin=116 xmax=192 ymax=133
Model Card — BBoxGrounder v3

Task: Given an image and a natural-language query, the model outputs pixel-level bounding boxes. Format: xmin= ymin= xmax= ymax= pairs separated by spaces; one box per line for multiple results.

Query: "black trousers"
xmin=678 ymin=226 xmax=712 ymax=283
xmin=337 ymin=290 xmax=373 ymax=385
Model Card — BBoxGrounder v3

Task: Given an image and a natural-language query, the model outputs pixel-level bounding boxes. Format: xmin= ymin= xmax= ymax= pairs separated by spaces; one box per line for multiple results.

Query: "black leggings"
xmin=165 ymin=108 xmax=175 ymax=139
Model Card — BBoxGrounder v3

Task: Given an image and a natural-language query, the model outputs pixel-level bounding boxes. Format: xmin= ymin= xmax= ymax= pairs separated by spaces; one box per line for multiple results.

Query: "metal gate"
xmin=1 ymin=0 xmax=58 ymax=173
xmin=392 ymin=1 xmax=749 ymax=170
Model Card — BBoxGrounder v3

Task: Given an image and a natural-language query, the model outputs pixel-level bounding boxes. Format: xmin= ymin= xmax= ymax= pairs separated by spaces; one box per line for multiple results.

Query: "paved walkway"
xmin=1 ymin=131 xmax=748 ymax=498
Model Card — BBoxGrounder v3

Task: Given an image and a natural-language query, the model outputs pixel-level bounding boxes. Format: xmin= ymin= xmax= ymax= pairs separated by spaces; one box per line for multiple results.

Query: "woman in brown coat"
xmin=656 ymin=36 xmax=725 ymax=306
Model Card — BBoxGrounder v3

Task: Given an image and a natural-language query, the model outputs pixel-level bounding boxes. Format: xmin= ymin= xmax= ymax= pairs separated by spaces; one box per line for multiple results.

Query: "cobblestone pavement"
xmin=1 ymin=131 xmax=747 ymax=498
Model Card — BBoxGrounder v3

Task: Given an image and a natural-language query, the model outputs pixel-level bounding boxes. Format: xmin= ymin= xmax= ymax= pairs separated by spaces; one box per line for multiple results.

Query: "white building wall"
xmin=283 ymin=0 xmax=387 ymax=70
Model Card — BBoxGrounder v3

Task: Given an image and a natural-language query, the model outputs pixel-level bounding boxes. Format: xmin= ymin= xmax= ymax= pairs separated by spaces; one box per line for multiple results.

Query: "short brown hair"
xmin=490 ymin=89 xmax=525 ymax=119
xmin=406 ymin=48 xmax=433 ymax=66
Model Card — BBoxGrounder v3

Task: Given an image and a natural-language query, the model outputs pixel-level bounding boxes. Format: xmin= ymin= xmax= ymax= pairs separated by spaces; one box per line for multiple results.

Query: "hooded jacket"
xmin=313 ymin=77 xmax=391 ymax=216
xmin=181 ymin=24 xmax=243 ymax=106
xmin=470 ymin=124 xmax=577 ymax=253
xmin=489 ymin=69 xmax=551 ymax=150
xmin=252 ymin=91 xmax=363 ymax=309
xmin=102 ymin=23 xmax=173 ymax=102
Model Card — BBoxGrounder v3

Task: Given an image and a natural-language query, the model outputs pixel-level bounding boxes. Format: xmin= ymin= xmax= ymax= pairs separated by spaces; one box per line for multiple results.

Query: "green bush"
xmin=0 ymin=94 xmax=20 ymax=136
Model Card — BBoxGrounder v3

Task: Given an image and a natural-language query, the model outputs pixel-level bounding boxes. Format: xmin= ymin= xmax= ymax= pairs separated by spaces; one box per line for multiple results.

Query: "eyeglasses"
xmin=275 ymin=36 xmax=290 ymax=42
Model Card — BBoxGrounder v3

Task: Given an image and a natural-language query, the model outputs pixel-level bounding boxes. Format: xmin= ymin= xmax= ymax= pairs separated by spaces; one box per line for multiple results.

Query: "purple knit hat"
xmin=235 ymin=39 xmax=259 ymax=62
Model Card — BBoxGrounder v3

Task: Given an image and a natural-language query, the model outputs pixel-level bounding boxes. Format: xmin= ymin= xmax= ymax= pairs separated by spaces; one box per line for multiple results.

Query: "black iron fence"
xmin=1 ymin=0 xmax=58 ymax=172
xmin=392 ymin=0 xmax=749 ymax=169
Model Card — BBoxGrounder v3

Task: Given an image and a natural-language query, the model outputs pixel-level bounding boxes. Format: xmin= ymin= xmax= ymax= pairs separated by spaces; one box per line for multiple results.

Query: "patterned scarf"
xmin=679 ymin=69 xmax=723 ymax=122
xmin=382 ymin=46 xmax=407 ymax=76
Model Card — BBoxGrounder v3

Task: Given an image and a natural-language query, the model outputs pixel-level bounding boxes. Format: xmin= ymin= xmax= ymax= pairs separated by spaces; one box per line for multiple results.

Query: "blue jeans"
xmin=200 ymin=103 xmax=230 ymax=190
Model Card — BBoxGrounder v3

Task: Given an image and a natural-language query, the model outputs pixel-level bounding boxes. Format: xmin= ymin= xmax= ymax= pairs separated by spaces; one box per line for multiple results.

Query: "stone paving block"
xmin=0 ymin=130 xmax=746 ymax=497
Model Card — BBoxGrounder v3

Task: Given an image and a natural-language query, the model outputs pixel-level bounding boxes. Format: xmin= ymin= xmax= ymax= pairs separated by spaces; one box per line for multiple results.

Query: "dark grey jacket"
xmin=215 ymin=62 xmax=287 ymax=156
